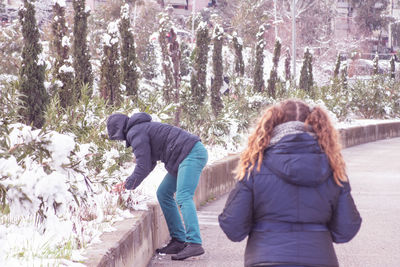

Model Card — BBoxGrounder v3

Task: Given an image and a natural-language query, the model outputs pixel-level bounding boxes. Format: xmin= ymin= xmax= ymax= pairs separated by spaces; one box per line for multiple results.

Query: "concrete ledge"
xmin=84 ymin=203 xmax=168 ymax=267
xmin=339 ymin=121 xmax=400 ymax=148
xmin=194 ymin=154 xmax=238 ymax=209
xmin=83 ymin=120 xmax=400 ymax=267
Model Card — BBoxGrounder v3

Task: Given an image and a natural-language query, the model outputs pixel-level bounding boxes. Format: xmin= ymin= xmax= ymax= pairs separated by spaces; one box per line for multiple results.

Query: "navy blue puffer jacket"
xmin=218 ymin=133 xmax=361 ymax=267
xmin=107 ymin=112 xmax=200 ymax=190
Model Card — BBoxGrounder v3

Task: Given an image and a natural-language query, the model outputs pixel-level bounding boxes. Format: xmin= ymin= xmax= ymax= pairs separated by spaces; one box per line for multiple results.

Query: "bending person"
xmin=107 ymin=112 xmax=208 ymax=261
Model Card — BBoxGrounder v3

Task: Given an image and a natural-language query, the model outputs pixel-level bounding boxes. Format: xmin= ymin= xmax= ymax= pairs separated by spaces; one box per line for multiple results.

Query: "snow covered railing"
xmin=83 ymin=120 xmax=400 ymax=267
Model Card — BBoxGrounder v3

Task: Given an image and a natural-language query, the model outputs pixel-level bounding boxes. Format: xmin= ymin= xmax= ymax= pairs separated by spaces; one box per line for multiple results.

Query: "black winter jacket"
xmin=218 ymin=133 xmax=361 ymax=267
xmin=107 ymin=112 xmax=200 ymax=190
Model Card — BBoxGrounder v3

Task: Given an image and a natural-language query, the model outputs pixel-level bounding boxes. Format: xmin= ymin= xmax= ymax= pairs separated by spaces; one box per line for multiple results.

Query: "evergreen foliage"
xmin=307 ymin=50 xmax=314 ymax=95
xmin=142 ymin=41 xmax=158 ymax=80
xmin=18 ymin=0 xmax=49 ymax=129
xmin=284 ymin=48 xmax=291 ymax=82
xmin=51 ymin=2 xmax=74 ymax=108
xmin=299 ymin=48 xmax=313 ymax=95
xmin=390 ymin=55 xmax=395 ymax=79
xmin=190 ymin=22 xmax=210 ymax=107
xmin=158 ymin=12 xmax=175 ymax=104
xmin=267 ymin=39 xmax=281 ymax=98
xmin=168 ymin=28 xmax=182 ymax=125
xmin=119 ymin=3 xmax=138 ymax=100
xmin=100 ymin=22 xmax=121 ymax=106
xmin=373 ymin=52 xmax=379 ymax=75
xmin=299 ymin=57 xmax=308 ymax=92
xmin=0 ymin=23 xmax=23 ymax=75
xmin=253 ymin=25 xmax=265 ymax=93
xmin=341 ymin=61 xmax=348 ymax=90
xmin=0 ymin=81 xmax=24 ymax=137
xmin=180 ymin=42 xmax=191 ymax=77
xmin=211 ymin=25 xmax=224 ymax=117
xmin=72 ymin=0 xmax=93 ymax=98
xmin=232 ymin=32 xmax=244 ymax=76
xmin=333 ymin=53 xmax=341 ymax=78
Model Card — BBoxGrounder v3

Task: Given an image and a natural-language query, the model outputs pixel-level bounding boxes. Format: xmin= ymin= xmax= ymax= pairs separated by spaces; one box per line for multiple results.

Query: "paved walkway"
xmin=149 ymin=137 xmax=400 ymax=267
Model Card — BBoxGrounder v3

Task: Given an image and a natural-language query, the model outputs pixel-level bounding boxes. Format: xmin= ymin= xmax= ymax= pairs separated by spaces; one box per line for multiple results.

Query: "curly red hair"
xmin=236 ymin=99 xmax=347 ymax=186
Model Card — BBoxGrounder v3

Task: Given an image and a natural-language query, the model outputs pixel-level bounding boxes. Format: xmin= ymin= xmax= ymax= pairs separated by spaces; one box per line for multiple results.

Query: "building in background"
xmin=388 ymin=0 xmax=400 ymax=53
xmin=334 ymin=0 xmax=400 ymax=57
xmin=334 ymin=0 xmax=355 ymax=42
xmin=161 ymin=0 xmax=214 ymax=15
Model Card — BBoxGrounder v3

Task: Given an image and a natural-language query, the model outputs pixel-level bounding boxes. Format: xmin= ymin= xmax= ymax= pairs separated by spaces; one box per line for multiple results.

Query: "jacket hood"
xmin=126 ymin=112 xmax=152 ymax=130
xmin=265 ymin=133 xmax=332 ymax=187
xmin=107 ymin=113 xmax=129 ymax=141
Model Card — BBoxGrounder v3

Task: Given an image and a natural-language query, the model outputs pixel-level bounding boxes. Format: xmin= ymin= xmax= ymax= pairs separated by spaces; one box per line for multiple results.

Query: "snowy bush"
xmin=0 ymin=86 xmax=172 ymax=264
xmin=0 ymin=22 xmax=23 ymax=75
xmin=351 ymin=76 xmax=400 ymax=119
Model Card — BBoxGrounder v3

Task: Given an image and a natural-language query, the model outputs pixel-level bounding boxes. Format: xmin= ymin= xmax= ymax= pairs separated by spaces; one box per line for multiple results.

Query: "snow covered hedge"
xmin=0 ymin=83 xmax=169 ymax=266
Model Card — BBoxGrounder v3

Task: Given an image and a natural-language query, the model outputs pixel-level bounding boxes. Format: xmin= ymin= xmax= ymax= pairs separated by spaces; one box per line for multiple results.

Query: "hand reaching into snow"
xmin=112 ymin=182 xmax=126 ymax=193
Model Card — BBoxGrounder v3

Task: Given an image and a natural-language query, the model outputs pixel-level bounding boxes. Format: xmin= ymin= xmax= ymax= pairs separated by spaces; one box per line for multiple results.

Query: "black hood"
xmin=265 ymin=133 xmax=332 ymax=187
xmin=107 ymin=112 xmax=153 ymax=142
xmin=126 ymin=112 xmax=152 ymax=130
xmin=107 ymin=113 xmax=129 ymax=141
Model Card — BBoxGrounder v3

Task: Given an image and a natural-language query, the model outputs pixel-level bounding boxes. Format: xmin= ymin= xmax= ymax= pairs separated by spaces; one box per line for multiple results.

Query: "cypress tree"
xmin=333 ymin=53 xmax=341 ymax=78
xmin=341 ymin=61 xmax=348 ymax=90
xmin=72 ymin=0 xmax=93 ymax=99
xmin=253 ymin=25 xmax=265 ymax=93
xmin=284 ymin=48 xmax=291 ymax=82
xmin=180 ymin=42 xmax=191 ymax=77
xmin=170 ymin=29 xmax=182 ymax=125
xmin=169 ymin=29 xmax=181 ymax=97
xmin=211 ymin=25 xmax=224 ymax=117
xmin=373 ymin=52 xmax=379 ymax=75
xmin=299 ymin=48 xmax=311 ymax=93
xmin=100 ymin=22 xmax=121 ymax=106
xmin=307 ymin=50 xmax=314 ymax=96
xmin=119 ymin=3 xmax=138 ymax=100
xmin=158 ymin=12 xmax=174 ymax=104
xmin=390 ymin=55 xmax=395 ymax=79
xmin=190 ymin=21 xmax=210 ymax=106
xmin=51 ymin=1 xmax=74 ymax=108
xmin=18 ymin=0 xmax=49 ymax=128
xmin=267 ymin=39 xmax=281 ymax=98
xmin=142 ymin=42 xmax=158 ymax=80
xmin=232 ymin=32 xmax=244 ymax=76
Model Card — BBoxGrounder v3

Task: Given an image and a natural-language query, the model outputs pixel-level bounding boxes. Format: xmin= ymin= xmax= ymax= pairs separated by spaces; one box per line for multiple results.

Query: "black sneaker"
xmin=171 ymin=243 xmax=205 ymax=260
xmin=155 ymin=238 xmax=186 ymax=254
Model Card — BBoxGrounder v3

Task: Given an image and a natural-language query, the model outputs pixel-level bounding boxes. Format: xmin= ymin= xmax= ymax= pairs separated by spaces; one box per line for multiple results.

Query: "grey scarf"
xmin=269 ymin=121 xmax=315 ymax=147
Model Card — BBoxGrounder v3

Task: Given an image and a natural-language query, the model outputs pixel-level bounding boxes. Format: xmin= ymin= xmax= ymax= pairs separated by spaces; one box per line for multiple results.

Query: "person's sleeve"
xmin=124 ymin=134 xmax=155 ymax=190
xmin=218 ymin=179 xmax=253 ymax=242
xmin=328 ymin=181 xmax=362 ymax=243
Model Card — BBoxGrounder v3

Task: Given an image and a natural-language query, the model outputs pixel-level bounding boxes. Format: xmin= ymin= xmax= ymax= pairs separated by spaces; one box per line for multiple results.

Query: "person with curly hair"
xmin=218 ymin=99 xmax=361 ymax=267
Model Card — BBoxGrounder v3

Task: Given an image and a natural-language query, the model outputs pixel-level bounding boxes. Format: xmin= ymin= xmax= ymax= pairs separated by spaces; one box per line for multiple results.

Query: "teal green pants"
xmin=156 ymin=142 xmax=208 ymax=244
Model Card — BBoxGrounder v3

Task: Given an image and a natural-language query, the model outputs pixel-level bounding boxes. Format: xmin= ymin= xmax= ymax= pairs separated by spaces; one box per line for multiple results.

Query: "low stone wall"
xmin=83 ymin=121 xmax=400 ymax=267
xmin=84 ymin=203 xmax=168 ymax=267
xmin=193 ymin=154 xmax=239 ymax=209
xmin=340 ymin=121 xmax=400 ymax=148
